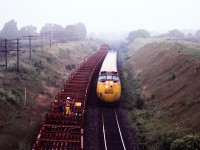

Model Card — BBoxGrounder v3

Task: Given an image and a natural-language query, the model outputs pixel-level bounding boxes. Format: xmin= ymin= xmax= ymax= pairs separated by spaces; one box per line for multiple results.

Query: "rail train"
xmin=96 ymin=49 xmax=121 ymax=103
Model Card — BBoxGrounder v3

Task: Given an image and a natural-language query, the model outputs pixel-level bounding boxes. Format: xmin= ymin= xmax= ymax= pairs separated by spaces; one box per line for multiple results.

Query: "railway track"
xmin=102 ymin=107 xmax=127 ymax=150
xmin=33 ymin=44 xmax=108 ymax=150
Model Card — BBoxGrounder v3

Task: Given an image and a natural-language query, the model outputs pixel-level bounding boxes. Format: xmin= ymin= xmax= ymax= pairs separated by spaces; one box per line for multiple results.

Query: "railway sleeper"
xmin=35 ymin=139 xmax=81 ymax=149
xmin=40 ymin=134 xmax=81 ymax=141
xmin=64 ymin=83 xmax=86 ymax=88
xmin=61 ymin=88 xmax=86 ymax=91
xmin=45 ymin=114 xmax=82 ymax=125
xmin=61 ymin=89 xmax=86 ymax=94
xmin=69 ymin=76 xmax=89 ymax=81
xmin=68 ymin=80 xmax=88 ymax=84
xmin=42 ymin=124 xmax=81 ymax=131
xmin=72 ymin=71 xmax=91 ymax=75
xmin=59 ymin=92 xmax=86 ymax=98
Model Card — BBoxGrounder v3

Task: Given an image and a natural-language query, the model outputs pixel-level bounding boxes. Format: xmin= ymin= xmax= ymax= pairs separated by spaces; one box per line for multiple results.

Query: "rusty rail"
xmin=33 ymin=44 xmax=109 ymax=150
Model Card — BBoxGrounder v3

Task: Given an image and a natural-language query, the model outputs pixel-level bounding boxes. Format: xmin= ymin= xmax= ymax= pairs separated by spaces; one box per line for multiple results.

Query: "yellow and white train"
xmin=96 ymin=49 xmax=121 ymax=103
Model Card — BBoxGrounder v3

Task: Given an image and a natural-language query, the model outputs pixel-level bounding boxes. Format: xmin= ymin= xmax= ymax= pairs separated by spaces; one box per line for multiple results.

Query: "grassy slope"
xmin=122 ymin=38 xmax=200 ymax=149
xmin=0 ymin=40 xmax=102 ymax=149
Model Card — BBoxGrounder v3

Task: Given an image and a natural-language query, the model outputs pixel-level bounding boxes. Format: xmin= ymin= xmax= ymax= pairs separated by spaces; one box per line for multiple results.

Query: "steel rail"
xmin=102 ymin=107 xmax=127 ymax=150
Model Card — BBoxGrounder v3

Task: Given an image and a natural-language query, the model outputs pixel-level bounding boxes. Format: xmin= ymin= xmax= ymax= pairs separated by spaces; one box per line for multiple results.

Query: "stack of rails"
xmin=33 ymin=44 xmax=108 ymax=150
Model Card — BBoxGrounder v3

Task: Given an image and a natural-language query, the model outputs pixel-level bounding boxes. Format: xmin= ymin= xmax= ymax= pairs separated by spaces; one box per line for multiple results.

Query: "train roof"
xmin=99 ymin=50 xmax=117 ymax=74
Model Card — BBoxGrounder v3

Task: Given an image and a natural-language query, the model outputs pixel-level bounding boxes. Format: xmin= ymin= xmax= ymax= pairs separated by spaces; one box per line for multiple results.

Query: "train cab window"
xmin=98 ymin=75 xmax=106 ymax=82
xmin=107 ymin=75 xmax=113 ymax=80
xmin=98 ymin=75 xmax=120 ymax=82
xmin=113 ymin=76 xmax=120 ymax=82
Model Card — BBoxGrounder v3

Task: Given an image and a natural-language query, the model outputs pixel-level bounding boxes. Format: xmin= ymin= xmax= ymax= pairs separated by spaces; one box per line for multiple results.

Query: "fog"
xmin=0 ymin=0 xmax=199 ymax=34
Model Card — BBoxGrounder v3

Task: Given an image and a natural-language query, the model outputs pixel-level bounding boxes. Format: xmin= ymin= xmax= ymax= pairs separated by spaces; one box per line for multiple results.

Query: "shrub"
xmin=135 ymin=96 xmax=144 ymax=109
xmin=20 ymin=62 xmax=36 ymax=75
xmin=46 ymin=57 xmax=53 ymax=64
xmin=33 ymin=60 xmax=44 ymax=72
xmin=0 ymin=87 xmax=21 ymax=105
xmin=6 ymin=90 xmax=20 ymax=105
xmin=151 ymin=131 xmax=182 ymax=150
xmin=125 ymin=56 xmax=131 ymax=60
xmin=65 ymin=64 xmax=76 ymax=70
xmin=171 ymin=134 xmax=200 ymax=150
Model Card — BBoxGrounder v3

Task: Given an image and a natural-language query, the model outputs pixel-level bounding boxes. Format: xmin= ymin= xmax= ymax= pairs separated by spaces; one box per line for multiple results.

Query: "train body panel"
xmin=97 ymin=50 xmax=121 ymax=103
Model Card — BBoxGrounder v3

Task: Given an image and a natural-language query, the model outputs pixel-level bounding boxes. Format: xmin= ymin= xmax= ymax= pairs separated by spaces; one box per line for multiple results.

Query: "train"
xmin=96 ymin=48 xmax=121 ymax=103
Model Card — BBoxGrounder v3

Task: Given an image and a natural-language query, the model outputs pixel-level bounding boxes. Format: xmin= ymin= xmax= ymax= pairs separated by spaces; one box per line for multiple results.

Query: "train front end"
xmin=97 ymin=72 xmax=121 ymax=103
xmin=97 ymin=50 xmax=121 ymax=103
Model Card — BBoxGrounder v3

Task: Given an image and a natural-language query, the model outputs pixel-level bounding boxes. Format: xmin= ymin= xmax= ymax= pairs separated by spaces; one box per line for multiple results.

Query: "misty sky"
xmin=0 ymin=0 xmax=199 ymax=33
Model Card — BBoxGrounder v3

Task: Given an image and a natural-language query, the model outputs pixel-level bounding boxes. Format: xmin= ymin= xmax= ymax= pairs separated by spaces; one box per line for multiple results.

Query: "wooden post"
xmin=23 ymin=35 xmax=37 ymax=59
xmin=49 ymin=32 xmax=52 ymax=48
xmin=5 ymin=39 xmax=7 ymax=70
xmin=24 ymin=85 xmax=27 ymax=106
xmin=17 ymin=38 xmax=20 ymax=72
xmin=29 ymin=35 xmax=32 ymax=59
xmin=39 ymin=32 xmax=47 ymax=51
xmin=40 ymin=33 xmax=43 ymax=50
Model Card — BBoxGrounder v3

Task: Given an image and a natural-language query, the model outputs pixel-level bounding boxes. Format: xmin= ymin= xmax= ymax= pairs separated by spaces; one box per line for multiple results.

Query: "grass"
xmin=0 ymin=39 xmax=103 ymax=149
xmin=121 ymin=38 xmax=200 ymax=150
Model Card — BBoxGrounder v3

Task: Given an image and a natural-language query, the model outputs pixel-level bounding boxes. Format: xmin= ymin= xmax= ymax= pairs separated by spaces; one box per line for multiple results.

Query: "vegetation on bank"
xmin=120 ymin=38 xmax=200 ymax=150
xmin=0 ymin=40 xmax=102 ymax=149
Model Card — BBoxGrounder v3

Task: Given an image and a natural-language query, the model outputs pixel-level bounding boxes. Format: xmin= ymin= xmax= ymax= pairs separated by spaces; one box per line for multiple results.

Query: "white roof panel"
xmin=100 ymin=51 xmax=117 ymax=73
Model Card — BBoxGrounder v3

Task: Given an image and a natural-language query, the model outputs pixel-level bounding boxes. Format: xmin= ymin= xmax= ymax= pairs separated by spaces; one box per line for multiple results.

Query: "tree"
xmin=40 ymin=23 xmax=64 ymax=41
xmin=168 ymin=29 xmax=184 ymax=38
xmin=156 ymin=29 xmax=185 ymax=39
xmin=18 ymin=25 xmax=37 ymax=37
xmin=195 ymin=29 xmax=200 ymax=38
xmin=74 ymin=23 xmax=87 ymax=40
xmin=0 ymin=19 xmax=18 ymax=38
xmin=126 ymin=29 xmax=150 ymax=42
xmin=65 ymin=25 xmax=76 ymax=41
xmin=40 ymin=23 xmax=64 ymax=33
xmin=64 ymin=23 xmax=87 ymax=41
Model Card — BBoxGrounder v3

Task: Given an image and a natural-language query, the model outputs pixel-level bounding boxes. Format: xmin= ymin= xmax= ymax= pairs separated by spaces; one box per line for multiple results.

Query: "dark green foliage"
xmin=136 ymin=122 xmax=148 ymax=150
xmin=65 ymin=64 xmax=76 ymax=70
xmin=0 ymin=87 xmax=21 ymax=105
xmin=46 ymin=57 xmax=53 ymax=64
xmin=171 ymin=134 xmax=200 ymax=150
xmin=33 ymin=60 xmax=44 ymax=72
xmin=151 ymin=131 xmax=182 ymax=150
xmin=125 ymin=56 xmax=131 ymax=60
xmin=135 ymin=95 xmax=144 ymax=109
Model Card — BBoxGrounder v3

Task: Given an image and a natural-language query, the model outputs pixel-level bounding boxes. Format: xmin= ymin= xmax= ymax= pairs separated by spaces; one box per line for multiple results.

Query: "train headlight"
xmin=105 ymin=85 xmax=108 ymax=89
xmin=110 ymin=81 xmax=113 ymax=85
